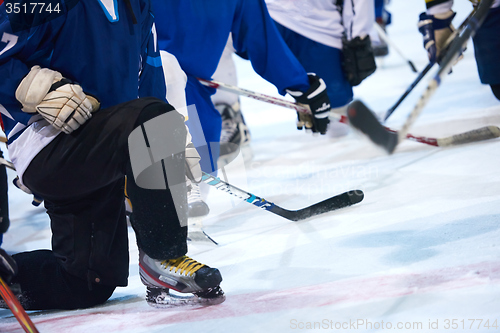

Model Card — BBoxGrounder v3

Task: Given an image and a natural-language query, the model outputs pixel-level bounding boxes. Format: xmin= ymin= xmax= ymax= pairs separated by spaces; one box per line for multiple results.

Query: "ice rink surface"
xmin=1 ymin=1 xmax=500 ymax=332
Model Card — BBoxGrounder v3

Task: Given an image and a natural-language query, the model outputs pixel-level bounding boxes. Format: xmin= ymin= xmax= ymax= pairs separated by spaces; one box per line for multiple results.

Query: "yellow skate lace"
xmin=161 ymin=256 xmax=205 ymax=276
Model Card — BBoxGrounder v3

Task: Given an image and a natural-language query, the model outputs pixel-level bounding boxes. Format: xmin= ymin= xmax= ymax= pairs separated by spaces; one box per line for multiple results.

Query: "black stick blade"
xmin=269 ymin=190 xmax=364 ymax=221
xmin=348 ymin=100 xmax=399 ymax=154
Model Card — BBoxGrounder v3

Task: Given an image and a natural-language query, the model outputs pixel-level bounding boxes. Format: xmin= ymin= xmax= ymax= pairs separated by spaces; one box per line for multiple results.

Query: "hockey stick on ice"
xmin=389 ymin=125 xmax=500 ymax=147
xmin=0 ymin=153 xmax=363 ymax=221
xmin=198 ymin=77 xmax=499 ymax=148
xmin=200 ymin=172 xmax=363 ymax=221
xmin=348 ymin=0 xmax=494 ymax=154
xmin=0 ymin=277 xmax=39 ymax=333
xmin=383 ymin=8 xmax=477 ymax=122
xmin=373 ymin=23 xmax=418 ymax=73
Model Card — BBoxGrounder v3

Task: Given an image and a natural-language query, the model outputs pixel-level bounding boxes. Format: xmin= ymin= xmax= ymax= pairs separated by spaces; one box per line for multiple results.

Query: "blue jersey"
xmin=151 ymin=0 xmax=310 ymax=172
xmin=151 ymin=0 xmax=310 ymax=95
xmin=0 ymin=0 xmax=166 ymax=138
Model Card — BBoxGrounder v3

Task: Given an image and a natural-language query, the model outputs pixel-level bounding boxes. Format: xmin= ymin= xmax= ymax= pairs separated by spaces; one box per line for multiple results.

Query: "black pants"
xmin=16 ymin=97 xmax=188 ymax=310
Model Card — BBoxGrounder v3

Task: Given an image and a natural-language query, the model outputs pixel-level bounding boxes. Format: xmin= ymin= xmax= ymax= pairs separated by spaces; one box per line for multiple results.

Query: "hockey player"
xmin=0 ymin=0 xmax=224 ymax=310
xmin=265 ymin=0 xmax=376 ymax=134
xmin=151 ymin=0 xmax=332 ymax=217
xmin=418 ymin=0 xmax=500 ymax=100
xmin=373 ymin=0 xmax=391 ymax=57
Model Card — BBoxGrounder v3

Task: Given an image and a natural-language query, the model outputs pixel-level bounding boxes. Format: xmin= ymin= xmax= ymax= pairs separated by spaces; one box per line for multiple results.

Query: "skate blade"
xmin=146 ymin=288 xmax=225 ymax=308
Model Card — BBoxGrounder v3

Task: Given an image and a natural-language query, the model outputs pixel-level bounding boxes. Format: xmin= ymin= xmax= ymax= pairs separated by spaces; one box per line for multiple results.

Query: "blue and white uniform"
xmin=426 ymin=0 xmax=500 ymax=86
xmin=151 ymin=0 xmax=310 ymax=172
xmin=265 ymin=0 xmax=375 ymax=109
xmin=0 ymin=0 xmax=166 ymax=179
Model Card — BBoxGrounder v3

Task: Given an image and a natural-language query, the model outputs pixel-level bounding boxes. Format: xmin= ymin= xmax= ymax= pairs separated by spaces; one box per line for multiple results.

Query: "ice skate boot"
xmin=138 ymin=250 xmax=225 ymax=307
xmin=187 ymin=180 xmax=210 ymax=218
xmin=217 ymin=102 xmax=251 ymax=166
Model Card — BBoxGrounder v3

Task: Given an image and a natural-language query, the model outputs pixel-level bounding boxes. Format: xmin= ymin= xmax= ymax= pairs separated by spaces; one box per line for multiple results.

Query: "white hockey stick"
xmin=198 ymin=78 xmax=500 ymax=148
xmin=197 ymin=77 xmax=349 ymax=121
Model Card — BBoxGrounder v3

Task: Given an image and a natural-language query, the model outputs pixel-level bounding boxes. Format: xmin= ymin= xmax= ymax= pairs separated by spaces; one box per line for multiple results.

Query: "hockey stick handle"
xmin=198 ymin=78 xmax=310 ymax=113
xmin=383 ymin=62 xmax=433 ymax=121
xmin=383 ymin=8 xmax=478 ymax=122
xmin=0 ymin=277 xmax=39 ymax=333
xmin=373 ymin=23 xmax=418 ymax=73
xmin=199 ymin=77 xmax=345 ymax=123
xmin=397 ymin=0 xmax=493 ymax=144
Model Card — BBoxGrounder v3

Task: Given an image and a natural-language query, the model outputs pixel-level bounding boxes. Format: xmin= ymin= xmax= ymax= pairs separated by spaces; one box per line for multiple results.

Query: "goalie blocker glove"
xmin=287 ymin=74 xmax=331 ymax=135
xmin=15 ymin=66 xmax=100 ymax=134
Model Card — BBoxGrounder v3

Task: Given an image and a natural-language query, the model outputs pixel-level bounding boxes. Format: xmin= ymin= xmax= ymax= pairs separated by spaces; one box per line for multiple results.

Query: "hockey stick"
xmin=0 ymin=277 xmax=39 ymax=333
xmin=383 ymin=62 xmax=433 ymax=122
xmin=0 ymin=157 xmax=14 ymax=171
xmin=348 ymin=0 xmax=494 ymax=154
xmin=383 ymin=9 xmax=477 ymax=122
xmin=389 ymin=125 xmax=500 ymax=147
xmin=197 ymin=77 xmax=347 ymax=120
xmin=198 ymin=77 xmax=499 ymax=148
xmin=0 ymin=156 xmax=362 ymax=220
xmin=200 ymin=172 xmax=363 ymax=221
xmin=373 ymin=23 xmax=418 ymax=73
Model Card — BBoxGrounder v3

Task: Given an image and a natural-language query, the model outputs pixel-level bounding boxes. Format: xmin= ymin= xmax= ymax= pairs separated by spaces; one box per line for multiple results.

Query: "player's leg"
xmin=472 ymin=6 xmax=500 ymax=101
xmin=212 ymin=36 xmax=251 ymax=164
xmin=182 ymin=80 xmax=222 ymax=218
xmin=373 ymin=0 xmax=391 ymax=57
xmin=13 ymin=98 xmax=223 ymax=309
xmin=126 ymin=100 xmax=224 ymax=306
xmin=274 ymin=22 xmax=353 ymax=136
xmin=13 ymin=99 xmax=154 ymax=310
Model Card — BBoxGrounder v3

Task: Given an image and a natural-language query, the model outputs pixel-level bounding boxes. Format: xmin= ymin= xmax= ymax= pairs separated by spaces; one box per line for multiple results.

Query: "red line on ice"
xmin=3 ymin=261 xmax=498 ymax=332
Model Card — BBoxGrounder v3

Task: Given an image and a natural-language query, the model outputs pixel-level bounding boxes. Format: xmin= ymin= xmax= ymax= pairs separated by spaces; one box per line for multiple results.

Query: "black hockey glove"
xmin=287 ymin=74 xmax=331 ymax=135
xmin=0 ymin=248 xmax=17 ymax=284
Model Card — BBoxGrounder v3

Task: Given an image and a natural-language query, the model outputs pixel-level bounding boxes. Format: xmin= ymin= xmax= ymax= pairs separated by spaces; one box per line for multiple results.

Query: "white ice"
xmin=1 ymin=1 xmax=500 ymax=332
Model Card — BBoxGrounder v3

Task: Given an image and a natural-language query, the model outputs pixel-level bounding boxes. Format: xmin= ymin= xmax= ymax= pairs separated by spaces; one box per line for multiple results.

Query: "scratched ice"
xmin=1 ymin=1 xmax=500 ymax=332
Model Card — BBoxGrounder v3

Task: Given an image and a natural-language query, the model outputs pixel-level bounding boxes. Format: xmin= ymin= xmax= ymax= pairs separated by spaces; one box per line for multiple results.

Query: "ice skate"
xmin=216 ymin=102 xmax=251 ymax=167
xmin=138 ymin=250 xmax=225 ymax=307
xmin=187 ymin=180 xmax=210 ymax=218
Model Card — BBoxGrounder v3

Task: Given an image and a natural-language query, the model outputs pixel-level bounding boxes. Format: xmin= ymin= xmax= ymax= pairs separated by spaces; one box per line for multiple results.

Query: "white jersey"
xmin=426 ymin=0 xmax=500 ymax=15
xmin=265 ymin=0 xmax=375 ymax=49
